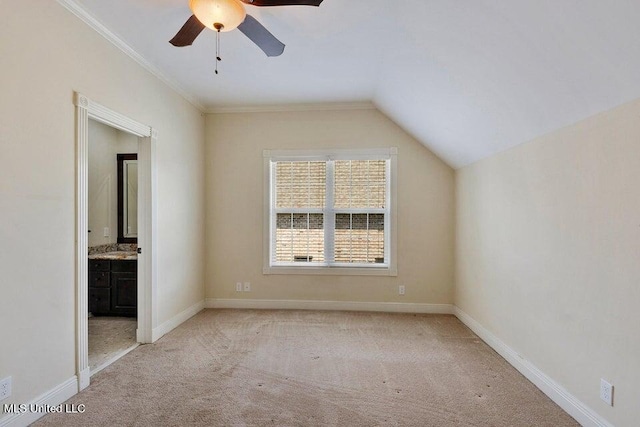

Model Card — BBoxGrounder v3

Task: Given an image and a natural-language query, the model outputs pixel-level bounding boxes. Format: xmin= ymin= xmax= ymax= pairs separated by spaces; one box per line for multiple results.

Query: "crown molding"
xmin=56 ymin=0 xmax=205 ymax=112
xmin=206 ymin=101 xmax=377 ymax=114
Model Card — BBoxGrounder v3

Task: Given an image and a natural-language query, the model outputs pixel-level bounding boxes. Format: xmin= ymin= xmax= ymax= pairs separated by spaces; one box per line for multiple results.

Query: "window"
xmin=263 ymin=148 xmax=397 ymax=275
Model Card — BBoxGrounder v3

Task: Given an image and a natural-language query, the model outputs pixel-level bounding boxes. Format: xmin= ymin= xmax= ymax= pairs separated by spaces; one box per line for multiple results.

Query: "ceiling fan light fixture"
xmin=189 ymin=0 xmax=246 ymax=32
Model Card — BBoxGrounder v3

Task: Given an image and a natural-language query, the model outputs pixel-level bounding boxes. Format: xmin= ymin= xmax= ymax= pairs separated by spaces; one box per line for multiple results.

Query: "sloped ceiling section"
xmin=63 ymin=0 xmax=640 ymax=167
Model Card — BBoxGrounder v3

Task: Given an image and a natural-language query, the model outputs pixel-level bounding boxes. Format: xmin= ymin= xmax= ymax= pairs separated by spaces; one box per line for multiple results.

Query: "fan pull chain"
xmin=215 ymin=28 xmax=222 ymax=75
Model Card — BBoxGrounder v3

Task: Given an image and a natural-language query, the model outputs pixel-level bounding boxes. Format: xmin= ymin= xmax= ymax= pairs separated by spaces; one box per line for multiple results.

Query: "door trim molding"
xmin=74 ymin=92 xmax=157 ymax=392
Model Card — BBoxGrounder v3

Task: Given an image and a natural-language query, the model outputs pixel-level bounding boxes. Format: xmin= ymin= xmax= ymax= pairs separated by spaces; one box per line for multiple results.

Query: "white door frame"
xmin=75 ymin=92 xmax=158 ymax=391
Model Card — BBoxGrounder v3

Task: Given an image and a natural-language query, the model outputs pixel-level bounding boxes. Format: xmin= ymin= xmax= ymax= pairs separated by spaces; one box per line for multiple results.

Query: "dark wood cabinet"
xmin=89 ymin=259 xmax=137 ymax=317
xmin=89 ymin=287 xmax=111 ymax=314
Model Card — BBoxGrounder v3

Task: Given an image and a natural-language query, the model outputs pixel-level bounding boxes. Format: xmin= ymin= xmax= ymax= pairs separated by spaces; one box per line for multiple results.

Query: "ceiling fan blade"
xmin=169 ymin=15 xmax=206 ymax=47
xmin=238 ymin=14 xmax=285 ymax=57
xmin=240 ymin=0 xmax=323 ymax=6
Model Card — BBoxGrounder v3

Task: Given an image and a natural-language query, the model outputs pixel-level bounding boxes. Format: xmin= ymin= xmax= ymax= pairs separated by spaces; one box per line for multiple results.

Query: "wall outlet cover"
xmin=0 ymin=377 xmax=12 ymax=401
xmin=243 ymin=282 xmax=251 ymax=292
xmin=600 ymin=378 xmax=613 ymax=406
xmin=235 ymin=282 xmax=242 ymax=292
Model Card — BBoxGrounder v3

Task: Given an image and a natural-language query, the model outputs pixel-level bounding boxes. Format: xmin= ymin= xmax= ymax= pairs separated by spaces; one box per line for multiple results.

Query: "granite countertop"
xmin=89 ymin=243 xmax=137 ymax=260
xmin=89 ymin=251 xmax=137 ymax=260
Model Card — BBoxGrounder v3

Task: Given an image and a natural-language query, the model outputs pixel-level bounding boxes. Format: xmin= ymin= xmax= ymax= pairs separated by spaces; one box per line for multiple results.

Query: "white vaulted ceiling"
xmin=61 ymin=0 xmax=640 ymax=167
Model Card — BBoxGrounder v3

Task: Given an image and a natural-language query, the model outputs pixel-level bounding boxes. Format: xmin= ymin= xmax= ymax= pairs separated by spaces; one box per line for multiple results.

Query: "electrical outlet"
xmin=103 ymin=227 xmax=110 ymax=237
xmin=0 ymin=377 xmax=12 ymax=401
xmin=236 ymin=282 xmax=242 ymax=292
xmin=600 ymin=379 xmax=614 ymax=406
xmin=399 ymin=285 xmax=405 ymax=295
xmin=243 ymin=282 xmax=251 ymax=292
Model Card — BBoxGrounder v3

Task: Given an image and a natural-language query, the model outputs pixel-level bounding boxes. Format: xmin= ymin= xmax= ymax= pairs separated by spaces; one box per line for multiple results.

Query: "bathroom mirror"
xmin=117 ymin=153 xmax=138 ymax=243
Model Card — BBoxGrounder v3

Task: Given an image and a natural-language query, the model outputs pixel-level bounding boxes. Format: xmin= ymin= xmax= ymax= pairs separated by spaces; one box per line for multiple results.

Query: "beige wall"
xmin=5 ymin=3 xmax=634 ymax=425
xmin=0 ymin=0 xmax=205 ymax=410
xmin=205 ymin=109 xmax=455 ymax=304
xmin=88 ymin=120 xmax=138 ymax=247
xmin=456 ymin=98 xmax=640 ymax=426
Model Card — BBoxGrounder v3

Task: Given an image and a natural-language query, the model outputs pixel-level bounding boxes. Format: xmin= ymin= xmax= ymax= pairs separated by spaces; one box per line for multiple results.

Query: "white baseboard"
xmin=151 ymin=300 xmax=205 ymax=342
xmin=206 ymin=298 xmax=454 ymax=314
xmin=77 ymin=367 xmax=90 ymax=392
xmin=453 ymin=307 xmax=612 ymax=427
xmin=0 ymin=376 xmax=78 ymax=427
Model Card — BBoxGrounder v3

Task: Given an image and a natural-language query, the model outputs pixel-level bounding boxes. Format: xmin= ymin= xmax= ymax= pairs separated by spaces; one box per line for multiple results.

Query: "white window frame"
xmin=263 ymin=148 xmax=398 ymax=276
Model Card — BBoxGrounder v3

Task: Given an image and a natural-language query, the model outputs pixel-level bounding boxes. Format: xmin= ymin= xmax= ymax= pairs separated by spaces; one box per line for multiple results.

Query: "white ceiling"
xmin=64 ymin=0 xmax=640 ymax=168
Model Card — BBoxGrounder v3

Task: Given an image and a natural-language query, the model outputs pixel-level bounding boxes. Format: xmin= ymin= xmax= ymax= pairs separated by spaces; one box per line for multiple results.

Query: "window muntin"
xmin=276 ymin=161 xmax=326 ymax=209
xmin=334 ymin=160 xmax=386 ymax=209
xmin=275 ymin=213 xmax=325 ymax=263
xmin=270 ymin=156 xmax=391 ymax=269
xmin=334 ymin=213 xmax=385 ymax=264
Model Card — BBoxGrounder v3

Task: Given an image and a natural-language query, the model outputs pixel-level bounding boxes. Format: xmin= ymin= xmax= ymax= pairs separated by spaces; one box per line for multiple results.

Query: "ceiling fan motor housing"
xmin=189 ymin=0 xmax=246 ymax=32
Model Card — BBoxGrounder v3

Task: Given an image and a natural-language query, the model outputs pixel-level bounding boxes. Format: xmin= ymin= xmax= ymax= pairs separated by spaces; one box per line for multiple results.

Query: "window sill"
xmin=263 ymin=265 xmax=398 ymax=277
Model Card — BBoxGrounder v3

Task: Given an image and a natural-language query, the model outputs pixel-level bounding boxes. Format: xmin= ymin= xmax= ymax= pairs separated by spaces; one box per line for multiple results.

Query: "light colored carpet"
xmin=38 ymin=310 xmax=578 ymax=426
xmin=88 ymin=317 xmax=137 ymax=372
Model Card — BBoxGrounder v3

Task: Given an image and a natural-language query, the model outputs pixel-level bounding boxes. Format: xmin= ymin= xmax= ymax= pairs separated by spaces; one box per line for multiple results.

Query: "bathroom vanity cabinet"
xmin=88 ymin=259 xmax=137 ymax=317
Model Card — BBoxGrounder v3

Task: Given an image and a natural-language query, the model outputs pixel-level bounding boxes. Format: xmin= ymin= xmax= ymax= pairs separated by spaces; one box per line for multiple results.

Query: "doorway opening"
xmin=75 ymin=93 xmax=157 ymax=391
xmin=87 ymin=120 xmax=139 ymax=374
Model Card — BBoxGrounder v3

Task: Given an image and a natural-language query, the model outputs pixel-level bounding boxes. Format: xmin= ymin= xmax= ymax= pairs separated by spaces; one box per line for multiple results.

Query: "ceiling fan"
xmin=170 ymin=0 xmax=323 ymax=58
